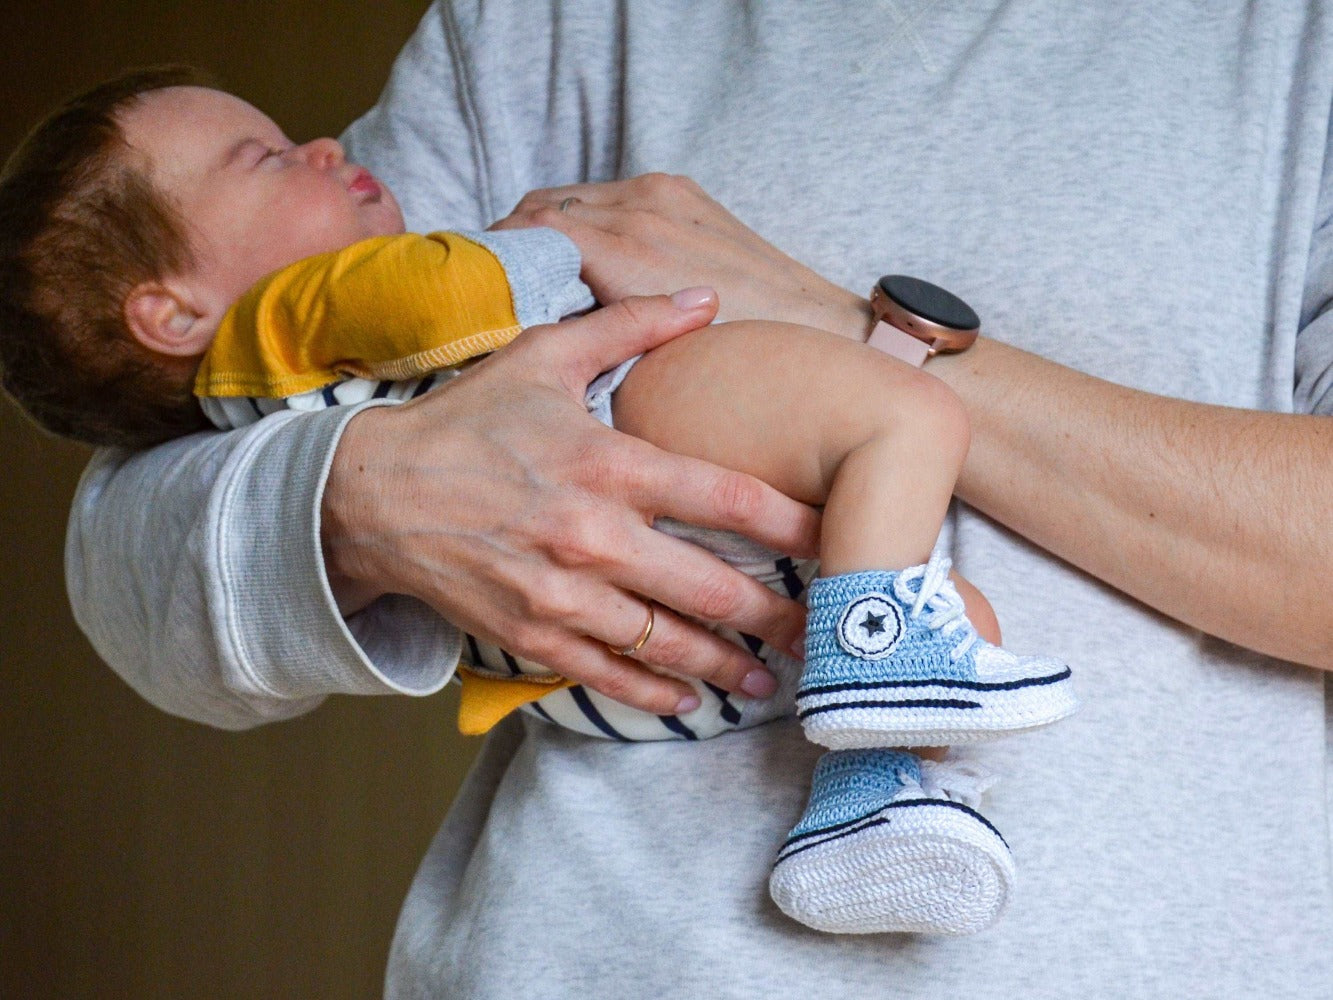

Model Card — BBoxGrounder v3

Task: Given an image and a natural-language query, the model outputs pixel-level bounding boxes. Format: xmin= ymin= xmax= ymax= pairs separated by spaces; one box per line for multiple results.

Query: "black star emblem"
xmin=860 ymin=612 xmax=887 ymax=637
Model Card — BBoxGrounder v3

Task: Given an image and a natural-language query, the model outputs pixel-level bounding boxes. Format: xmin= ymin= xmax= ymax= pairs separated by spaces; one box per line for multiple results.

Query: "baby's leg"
xmin=615 ymin=321 xmax=1063 ymax=934
xmin=614 ymin=320 xmax=966 ymax=575
xmin=616 ymin=320 xmax=997 ymax=636
xmin=615 ymin=320 xmax=1073 ymax=747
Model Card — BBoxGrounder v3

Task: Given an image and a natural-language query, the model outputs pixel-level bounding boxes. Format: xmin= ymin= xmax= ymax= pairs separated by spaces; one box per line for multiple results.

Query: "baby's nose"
xmin=292 ymin=136 xmax=345 ymax=170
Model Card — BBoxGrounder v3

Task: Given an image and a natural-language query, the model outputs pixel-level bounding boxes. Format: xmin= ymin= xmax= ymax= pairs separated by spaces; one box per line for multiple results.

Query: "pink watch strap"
xmin=866 ymin=319 xmax=930 ymax=367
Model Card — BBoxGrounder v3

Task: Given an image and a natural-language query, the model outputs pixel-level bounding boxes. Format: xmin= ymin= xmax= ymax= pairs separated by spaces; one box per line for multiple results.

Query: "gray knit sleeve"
xmin=66 ymin=404 xmax=459 ymax=731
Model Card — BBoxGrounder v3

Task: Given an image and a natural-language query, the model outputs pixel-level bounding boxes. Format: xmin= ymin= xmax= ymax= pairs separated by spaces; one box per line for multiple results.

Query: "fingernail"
xmin=676 ymin=694 xmax=702 ymax=714
xmin=670 ymin=286 xmax=716 ymax=311
xmin=740 ymin=668 xmax=778 ymax=699
xmin=789 ymin=630 xmax=807 ymax=661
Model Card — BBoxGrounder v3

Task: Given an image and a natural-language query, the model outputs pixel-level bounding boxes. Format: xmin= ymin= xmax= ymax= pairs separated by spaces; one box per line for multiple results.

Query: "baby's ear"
xmin=123 ymin=280 xmax=214 ymax=357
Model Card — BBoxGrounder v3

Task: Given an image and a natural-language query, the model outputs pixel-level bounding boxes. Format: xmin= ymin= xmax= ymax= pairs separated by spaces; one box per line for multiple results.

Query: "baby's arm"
xmin=613 ymin=320 xmax=1000 ymax=641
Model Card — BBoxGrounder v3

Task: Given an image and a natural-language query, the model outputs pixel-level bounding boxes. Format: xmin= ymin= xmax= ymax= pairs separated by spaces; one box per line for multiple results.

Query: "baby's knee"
xmin=863 ymin=359 xmax=970 ymax=466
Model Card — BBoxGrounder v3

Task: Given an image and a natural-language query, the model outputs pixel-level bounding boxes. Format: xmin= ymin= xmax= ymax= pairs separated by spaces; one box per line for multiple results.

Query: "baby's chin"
xmin=371 ymin=202 xmax=407 ymax=237
xmin=370 ymin=182 xmax=407 ymax=235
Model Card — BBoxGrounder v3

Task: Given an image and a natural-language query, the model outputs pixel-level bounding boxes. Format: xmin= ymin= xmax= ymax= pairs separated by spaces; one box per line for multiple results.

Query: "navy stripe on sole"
xmin=797 ymin=666 xmax=1071 ymax=699
xmin=775 ymin=797 xmax=1006 ymax=865
xmin=797 ymin=697 xmax=982 ymax=720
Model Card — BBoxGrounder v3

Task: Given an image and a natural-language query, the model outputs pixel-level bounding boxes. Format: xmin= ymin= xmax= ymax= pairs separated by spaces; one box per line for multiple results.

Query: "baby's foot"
xmin=797 ymin=555 xmax=1076 ymax=748
xmin=769 ymin=749 xmax=1014 ymax=935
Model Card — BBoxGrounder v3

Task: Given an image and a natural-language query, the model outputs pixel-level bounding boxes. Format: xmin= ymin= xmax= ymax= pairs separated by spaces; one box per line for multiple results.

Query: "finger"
xmin=614 ymin=519 xmax=810 ymax=660
xmin=523 ymin=633 xmax=705 ymax=716
xmin=536 ymin=200 xmax=696 ymax=265
xmin=523 ymin=201 xmax=633 ymax=248
xmin=459 ymin=572 xmax=756 ymax=713
xmin=555 ymin=197 xmax=704 ymax=236
xmin=522 ymin=578 xmax=779 ymax=699
xmin=607 ymin=438 xmax=821 ymax=559
xmin=582 ymin=591 xmax=780 ymax=698
xmin=489 ymin=197 xmax=595 ymax=234
xmin=496 ymin=204 xmax=678 ymax=305
xmin=523 ymin=293 xmax=719 ymax=389
xmin=458 ymin=592 xmax=705 ymax=716
xmin=619 ymin=602 xmax=782 ymax=699
xmin=506 ymin=174 xmax=708 ymax=221
xmin=503 ymin=180 xmax=632 ymax=222
xmin=492 ymin=200 xmax=627 ymax=262
xmin=520 ymin=194 xmax=710 ymax=247
xmin=549 ymin=198 xmax=801 ymax=298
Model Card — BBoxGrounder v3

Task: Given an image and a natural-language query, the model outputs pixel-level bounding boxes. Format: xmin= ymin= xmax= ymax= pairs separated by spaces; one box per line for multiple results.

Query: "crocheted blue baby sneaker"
xmin=797 ymin=554 xmax=1076 ymax=747
xmin=769 ymin=749 xmax=1014 ymax=935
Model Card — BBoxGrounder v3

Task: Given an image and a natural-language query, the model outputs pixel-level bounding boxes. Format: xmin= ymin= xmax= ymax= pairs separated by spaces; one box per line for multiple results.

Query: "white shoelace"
xmin=892 ymin=553 xmax=980 ymax=661
xmin=895 ymin=759 xmax=999 ymax=810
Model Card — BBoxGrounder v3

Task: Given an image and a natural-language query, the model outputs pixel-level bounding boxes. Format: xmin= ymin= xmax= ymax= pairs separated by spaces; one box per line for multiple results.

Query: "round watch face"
xmin=877 ymin=275 xmax=980 ymax=332
xmin=872 ymin=275 xmax=980 ymax=355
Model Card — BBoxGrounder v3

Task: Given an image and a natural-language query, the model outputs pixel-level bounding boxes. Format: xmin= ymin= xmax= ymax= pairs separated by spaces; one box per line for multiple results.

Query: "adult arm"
xmin=68 ymin=294 xmax=815 ymax=730
xmin=69 ymin=5 xmax=822 ymax=728
xmin=932 ymin=340 xmax=1333 ymax=670
xmin=66 ymin=403 xmax=458 ymax=730
xmin=499 ymin=174 xmax=1333 ymax=671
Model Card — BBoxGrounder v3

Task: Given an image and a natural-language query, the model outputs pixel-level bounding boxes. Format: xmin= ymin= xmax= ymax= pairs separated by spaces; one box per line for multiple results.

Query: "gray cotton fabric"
xmin=66 ymin=2 xmax=1333 ymax=998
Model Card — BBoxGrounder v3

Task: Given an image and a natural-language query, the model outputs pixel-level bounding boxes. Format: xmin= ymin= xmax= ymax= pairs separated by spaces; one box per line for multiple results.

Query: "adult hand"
xmin=320 ymin=291 xmax=820 ymax=716
xmin=493 ymin=173 xmax=871 ymax=337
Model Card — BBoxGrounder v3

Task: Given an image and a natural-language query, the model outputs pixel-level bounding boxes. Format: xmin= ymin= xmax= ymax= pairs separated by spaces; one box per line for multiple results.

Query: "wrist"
xmin=321 ymin=404 xmax=396 ymax=610
xmin=862 ymin=276 xmax=981 ymax=367
xmin=810 ymin=291 xmax=876 ymax=344
xmin=920 ymin=335 xmax=978 ymax=384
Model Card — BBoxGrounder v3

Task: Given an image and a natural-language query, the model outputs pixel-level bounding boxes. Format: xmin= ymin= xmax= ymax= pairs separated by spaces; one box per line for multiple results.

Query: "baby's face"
xmin=118 ymin=86 xmax=405 ymax=312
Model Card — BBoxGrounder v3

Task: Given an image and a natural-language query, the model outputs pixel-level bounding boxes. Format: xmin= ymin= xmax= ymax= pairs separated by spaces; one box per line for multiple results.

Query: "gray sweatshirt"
xmin=67 ymin=2 xmax=1333 ymax=997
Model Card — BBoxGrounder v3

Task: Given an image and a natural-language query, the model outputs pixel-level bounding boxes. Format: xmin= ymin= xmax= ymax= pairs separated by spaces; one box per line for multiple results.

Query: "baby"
xmin=0 ymin=68 xmax=1075 ymax=935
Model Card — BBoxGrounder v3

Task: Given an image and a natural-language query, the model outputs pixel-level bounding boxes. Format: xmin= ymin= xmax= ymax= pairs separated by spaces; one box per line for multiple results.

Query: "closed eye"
xmin=245 ymin=140 xmax=290 ymax=168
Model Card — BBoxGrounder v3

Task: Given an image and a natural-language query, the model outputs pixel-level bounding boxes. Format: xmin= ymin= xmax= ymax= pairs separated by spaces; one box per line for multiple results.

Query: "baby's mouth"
xmin=348 ymin=168 xmax=382 ymax=203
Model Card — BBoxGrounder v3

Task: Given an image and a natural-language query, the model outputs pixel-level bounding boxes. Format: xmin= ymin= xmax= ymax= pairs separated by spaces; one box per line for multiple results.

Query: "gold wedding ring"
xmin=558 ymin=196 xmax=580 ymax=212
xmin=609 ymin=603 xmax=655 ymax=657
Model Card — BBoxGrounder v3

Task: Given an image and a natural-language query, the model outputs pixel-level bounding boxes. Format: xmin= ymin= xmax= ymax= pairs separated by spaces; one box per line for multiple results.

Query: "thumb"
xmin=537 ymin=288 xmax=719 ymax=390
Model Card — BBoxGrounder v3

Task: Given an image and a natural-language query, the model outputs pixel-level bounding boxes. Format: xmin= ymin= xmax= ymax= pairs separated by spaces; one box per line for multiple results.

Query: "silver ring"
xmin=609 ymin=603 xmax=654 ymax=657
xmin=558 ymin=196 xmax=580 ymax=212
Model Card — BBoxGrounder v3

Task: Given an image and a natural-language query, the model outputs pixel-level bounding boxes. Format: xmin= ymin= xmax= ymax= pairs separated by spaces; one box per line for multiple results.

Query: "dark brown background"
xmin=0 ymin=4 xmax=484 ymax=997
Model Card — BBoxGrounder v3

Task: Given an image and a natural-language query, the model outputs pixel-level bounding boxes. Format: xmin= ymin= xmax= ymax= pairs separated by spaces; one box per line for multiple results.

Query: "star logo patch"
xmin=836 ymin=593 xmax=905 ymax=660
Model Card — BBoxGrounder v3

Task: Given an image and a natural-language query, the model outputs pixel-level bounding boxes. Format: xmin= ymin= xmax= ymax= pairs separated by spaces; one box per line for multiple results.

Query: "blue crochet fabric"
xmin=806 ymin=569 xmax=982 ymax=681
xmin=797 ymin=559 xmax=1076 ymax=747
xmin=783 ymin=749 xmax=926 ymax=842
xmin=769 ymin=748 xmax=1015 ymax=935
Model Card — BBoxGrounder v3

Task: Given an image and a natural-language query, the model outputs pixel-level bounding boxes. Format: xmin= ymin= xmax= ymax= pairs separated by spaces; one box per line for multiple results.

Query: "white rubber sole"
xmin=769 ymin=799 xmax=1014 ymax=935
xmin=796 ymin=670 xmax=1077 ymax=748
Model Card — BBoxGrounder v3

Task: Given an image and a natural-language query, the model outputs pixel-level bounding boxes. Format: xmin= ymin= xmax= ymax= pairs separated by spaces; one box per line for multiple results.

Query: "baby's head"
xmin=0 ymin=67 xmax=404 ymax=448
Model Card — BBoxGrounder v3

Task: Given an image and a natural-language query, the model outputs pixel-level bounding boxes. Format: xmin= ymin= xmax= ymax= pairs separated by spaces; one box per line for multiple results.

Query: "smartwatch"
xmin=866 ymin=275 xmax=980 ymax=367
